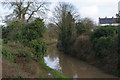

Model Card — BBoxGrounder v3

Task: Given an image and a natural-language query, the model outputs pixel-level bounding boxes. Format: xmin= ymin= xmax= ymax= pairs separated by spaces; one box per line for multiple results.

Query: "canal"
xmin=44 ymin=44 xmax=116 ymax=78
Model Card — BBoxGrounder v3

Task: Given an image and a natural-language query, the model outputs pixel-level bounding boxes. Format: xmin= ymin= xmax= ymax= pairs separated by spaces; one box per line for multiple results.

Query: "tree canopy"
xmin=2 ymin=0 xmax=49 ymax=24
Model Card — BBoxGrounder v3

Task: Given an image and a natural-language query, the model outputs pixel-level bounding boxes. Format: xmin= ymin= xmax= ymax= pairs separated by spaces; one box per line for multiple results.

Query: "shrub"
xmin=118 ymin=27 xmax=120 ymax=53
xmin=2 ymin=46 xmax=14 ymax=62
xmin=76 ymin=22 xmax=85 ymax=36
xmin=90 ymin=25 xmax=118 ymax=58
xmin=90 ymin=25 xmax=119 ymax=76
xmin=22 ymin=18 xmax=46 ymax=41
xmin=93 ymin=36 xmax=118 ymax=57
xmin=72 ymin=35 xmax=92 ymax=60
xmin=2 ymin=42 xmax=36 ymax=63
xmin=29 ymin=38 xmax=47 ymax=60
xmin=2 ymin=18 xmax=46 ymax=44
xmin=91 ymin=26 xmax=118 ymax=40
xmin=0 ymin=39 xmax=2 ymax=45
xmin=58 ymin=12 xmax=75 ymax=53
xmin=2 ymin=18 xmax=47 ymax=60
xmin=118 ymin=27 xmax=120 ymax=76
xmin=17 ymin=48 xmax=33 ymax=62
xmin=21 ymin=18 xmax=47 ymax=60
xmin=3 ymin=39 xmax=8 ymax=44
xmin=2 ymin=21 xmax=25 ymax=42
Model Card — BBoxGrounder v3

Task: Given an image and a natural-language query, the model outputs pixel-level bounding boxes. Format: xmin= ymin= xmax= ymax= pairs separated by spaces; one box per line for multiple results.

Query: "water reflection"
xmin=44 ymin=55 xmax=62 ymax=72
xmin=44 ymin=45 xmax=116 ymax=78
xmin=73 ymin=74 xmax=78 ymax=78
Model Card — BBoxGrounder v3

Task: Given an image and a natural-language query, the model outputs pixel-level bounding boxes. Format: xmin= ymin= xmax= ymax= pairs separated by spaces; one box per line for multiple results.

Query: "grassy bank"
xmin=2 ymin=41 xmax=67 ymax=78
xmin=40 ymin=59 xmax=68 ymax=78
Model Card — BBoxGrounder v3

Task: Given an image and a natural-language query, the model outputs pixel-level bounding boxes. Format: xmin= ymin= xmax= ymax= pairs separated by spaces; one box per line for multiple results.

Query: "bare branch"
xmin=2 ymin=0 xmax=49 ymax=23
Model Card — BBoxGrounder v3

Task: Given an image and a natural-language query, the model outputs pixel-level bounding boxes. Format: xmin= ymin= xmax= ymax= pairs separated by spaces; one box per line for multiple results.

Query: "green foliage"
xmin=93 ymin=36 xmax=117 ymax=57
xmin=118 ymin=28 xmax=120 ymax=53
xmin=116 ymin=12 xmax=120 ymax=23
xmin=90 ymin=25 xmax=118 ymax=58
xmin=0 ymin=39 xmax=2 ymax=45
xmin=2 ymin=21 xmax=25 ymax=42
xmin=76 ymin=22 xmax=85 ymax=36
xmin=2 ymin=42 xmax=35 ymax=62
xmin=29 ymin=38 xmax=47 ymax=60
xmin=90 ymin=25 xmax=119 ymax=76
xmin=2 ymin=46 xmax=14 ymax=62
xmin=2 ymin=18 xmax=47 ymax=60
xmin=58 ymin=12 xmax=75 ymax=53
xmin=76 ymin=18 xmax=95 ymax=36
xmin=59 ymin=26 xmax=69 ymax=51
xmin=118 ymin=27 xmax=120 ymax=76
xmin=91 ymin=26 xmax=118 ymax=39
xmin=22 ymin=18 xmax=46 ymax=41
xmin=3 ymin=38 xmax=8 ymax=44
xmin=0 ymin=26 xmax=2 ymax=39
xmin=21 ymin=18 xmax=47 ymax=60
xmin=18 ymin=49 xmax=33 ymax=62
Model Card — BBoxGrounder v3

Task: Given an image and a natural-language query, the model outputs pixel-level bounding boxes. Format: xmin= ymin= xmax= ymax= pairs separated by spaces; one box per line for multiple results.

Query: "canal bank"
xmin=2 ymin=42 xmax=67 ymax=78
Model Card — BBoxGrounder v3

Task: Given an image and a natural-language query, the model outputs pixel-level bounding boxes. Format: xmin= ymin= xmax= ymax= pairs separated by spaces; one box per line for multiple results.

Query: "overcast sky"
xmin=47 ymin=0 xmax=120 ymax=24
xmin=0 ymin=0 xmax=120 ymax=25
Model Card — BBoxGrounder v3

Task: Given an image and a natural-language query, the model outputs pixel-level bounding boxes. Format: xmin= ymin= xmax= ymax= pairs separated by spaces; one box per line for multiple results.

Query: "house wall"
xmin=99 ymin=23 xmax=120 ymax=26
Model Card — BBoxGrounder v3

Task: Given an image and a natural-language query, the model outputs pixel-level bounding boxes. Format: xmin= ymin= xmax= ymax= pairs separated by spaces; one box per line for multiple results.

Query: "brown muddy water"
xmin=44 ymin=44 xmax=117 ymax=78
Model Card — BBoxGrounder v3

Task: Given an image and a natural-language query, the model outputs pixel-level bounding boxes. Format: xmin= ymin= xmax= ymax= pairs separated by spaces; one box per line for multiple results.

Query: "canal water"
xmin=44 ymin=44 xmax=116 ymax=78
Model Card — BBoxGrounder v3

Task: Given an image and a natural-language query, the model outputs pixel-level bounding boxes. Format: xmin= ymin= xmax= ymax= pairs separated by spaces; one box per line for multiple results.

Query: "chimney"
xmin=118 ymin=1 xmax=120 ymax=13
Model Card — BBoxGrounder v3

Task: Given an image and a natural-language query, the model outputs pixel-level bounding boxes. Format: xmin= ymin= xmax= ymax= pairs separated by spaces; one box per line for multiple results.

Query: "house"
xmin=99 ymin=1 xmax=120 ymax=26
xmin=99 ymin=17 xmax=120 ymax=26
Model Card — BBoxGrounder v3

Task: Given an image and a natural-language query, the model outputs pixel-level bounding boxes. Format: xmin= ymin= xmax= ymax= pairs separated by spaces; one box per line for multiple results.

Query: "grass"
xmin=39 ymin=58 xmax=68 ymax=78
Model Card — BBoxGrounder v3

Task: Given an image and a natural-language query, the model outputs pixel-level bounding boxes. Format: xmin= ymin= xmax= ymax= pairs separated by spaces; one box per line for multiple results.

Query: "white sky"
xmin=0 ymin=0 xmax=120 ymax=25
xmin=47 ymin=0 xmax=120 ymax=24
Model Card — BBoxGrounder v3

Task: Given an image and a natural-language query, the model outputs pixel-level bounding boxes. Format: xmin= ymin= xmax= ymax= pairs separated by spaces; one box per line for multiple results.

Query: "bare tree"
xmin=52 ymin=2 xmax=80 ymax=41
xmin=2 ymin=0 xmax=49 ymax=23
xmin=76 ymin=17 xmax=96 ymax=36
xmin=81 ymin=18 xmax=96 ymax=33
xmin=52 ymin=2 xmax=80 ymax=28
xmin=52 ymin=2 xmax=80 ymax=52
xmin=46 ymin=23 xmax=59 ymax=39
